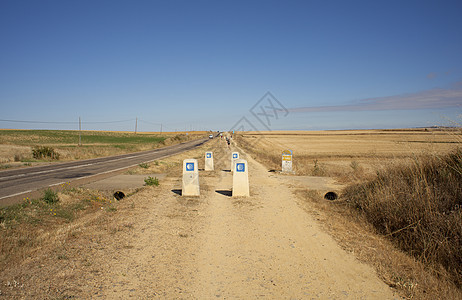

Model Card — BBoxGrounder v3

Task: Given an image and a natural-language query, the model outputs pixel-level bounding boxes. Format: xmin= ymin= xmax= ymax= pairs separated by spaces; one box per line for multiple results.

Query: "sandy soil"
xmin=0 ymin=138 xmax=398 ymax=299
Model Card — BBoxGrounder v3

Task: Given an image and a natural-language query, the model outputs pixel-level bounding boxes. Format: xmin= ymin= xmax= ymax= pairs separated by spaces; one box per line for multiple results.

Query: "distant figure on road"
xmin=226 ymin=137 xmax=230 ymax=148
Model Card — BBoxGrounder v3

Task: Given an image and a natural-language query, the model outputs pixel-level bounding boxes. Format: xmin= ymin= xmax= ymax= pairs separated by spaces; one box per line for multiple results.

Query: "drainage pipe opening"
xmin=324 ymin=191 xmax=338 ymax=201
xmin=113 ymin=191 xmax=125 ymax=200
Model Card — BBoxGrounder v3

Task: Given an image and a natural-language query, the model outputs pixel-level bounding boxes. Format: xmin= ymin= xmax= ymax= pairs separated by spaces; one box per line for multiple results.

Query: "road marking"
xmin=0 ymin=163 xmax=95 ymax=180
xmin=0 ymin=138 xmax=208 ymax=201
xmin=0 ymin=153 xmax=155 ymax=181
xmin=0 ymin=190 xmax=33 ymax=200
xmin=0 ymin=156 xmax=175 ymax=200
xmin=49 ymin=181 xmax=66 ymax=187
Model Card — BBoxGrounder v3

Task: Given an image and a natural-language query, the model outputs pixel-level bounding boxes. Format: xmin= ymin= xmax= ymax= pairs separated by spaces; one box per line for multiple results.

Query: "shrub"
xmin=350 ymin=160 xmax=360 ymax=171
xmin=312 ymin=159 xmax=326 ymax=176
xmin=42 ymin=188 xmax=59 ymax=204
xmin=144 ymin=176 xmax=159 ymax=186
xmin=139 ymin=163 xmax=149 ymax=169
xmin=172 ymin=135 xmax=187 ymax=142
xmin=32 ymin=146 xmax=60 ymax=160
xmin=344 ymin=149 xmax=462 ymax=287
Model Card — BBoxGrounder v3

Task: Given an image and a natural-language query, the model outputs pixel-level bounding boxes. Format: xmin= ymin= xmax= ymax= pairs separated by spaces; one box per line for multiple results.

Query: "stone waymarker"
xmin=231 ymin=152 xmax=239 ymax=172
xmin=182 ymin=159 xmax=200 ymax=196
xmin=205 ymin=151 xmax=214 ymax=171
xmin=232 ymin=159 xmax=249 ymax=197
xmin=282 ymin=149 xmax=293 ymax=173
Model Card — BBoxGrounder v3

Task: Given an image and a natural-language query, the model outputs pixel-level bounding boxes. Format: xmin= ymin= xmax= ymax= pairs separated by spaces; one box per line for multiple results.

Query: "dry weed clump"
xmin=344 ymin=149 xmax=462 ymax=288
xmin=32 ymin=146 xmax=60 ymax=160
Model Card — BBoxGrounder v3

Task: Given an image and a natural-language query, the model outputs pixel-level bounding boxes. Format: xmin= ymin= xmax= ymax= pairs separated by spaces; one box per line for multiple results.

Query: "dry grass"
xmin=0 ymin=129 xmax=207 ymax=167
xmin=344 ymin=150 xmax=462 ymax=288
xmin=0 ymin=185 xmax=118 ymax=271
xmin=236 ymin=129 xmax=460 ymax=180
xmin=296 ymin=189 xmax=462 ymax=299
xmin=236 ymin=134 xmax=374 ymax=180
xmin=236 ymin=129 xmax=462 ymax=298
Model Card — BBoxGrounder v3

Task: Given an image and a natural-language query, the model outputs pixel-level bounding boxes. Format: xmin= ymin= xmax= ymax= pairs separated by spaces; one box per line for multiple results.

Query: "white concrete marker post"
xmin=182 ymin=159 xmax=200 ymax=196
xmin=232 ymin=159 xmax=249 ymax=197
xmin=231 ymin=152 xmax=239 ymax=172
xmin=205 ymin=151 xmax=214 ymax=171
xmin=282 ymin=149 xmax=293 ymax=173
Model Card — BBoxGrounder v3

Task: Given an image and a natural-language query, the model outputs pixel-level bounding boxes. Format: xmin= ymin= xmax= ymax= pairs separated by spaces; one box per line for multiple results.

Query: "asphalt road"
xmin=0 ymin=137 xmax=209 ymax=206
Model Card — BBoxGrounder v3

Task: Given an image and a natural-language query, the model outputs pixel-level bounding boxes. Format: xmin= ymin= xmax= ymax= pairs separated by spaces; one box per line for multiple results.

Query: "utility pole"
xmin=78 ymin=117 xmax=82 ymax=146
xmin=160 ymin=123 xmax=162 ymax=134
xmin=135 ymin=117 xmax=138 ymax=134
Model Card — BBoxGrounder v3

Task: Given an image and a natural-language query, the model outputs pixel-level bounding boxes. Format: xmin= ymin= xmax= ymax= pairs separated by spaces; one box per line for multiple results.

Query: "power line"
xmin=0 ymin=119 xmax=77 ymax=124
xmin=83 ymin=119 xmax=135 ymax=124
xmin=0 ymin=118 xmax=135 ymax=124
xmin=138 ymin=119 xmax=161 ymax=126
xmin=0 ymin=117 xmax=190 ymax=132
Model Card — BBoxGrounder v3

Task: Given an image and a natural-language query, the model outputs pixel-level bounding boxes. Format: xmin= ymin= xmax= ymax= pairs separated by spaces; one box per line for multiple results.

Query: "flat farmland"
xmin=0 ymin=129 xmax=207 ymax=167
xmin=1 ymin=130 xmax=461 ymax=298
xmin=237 ymin=129 xmax=461 ymax=177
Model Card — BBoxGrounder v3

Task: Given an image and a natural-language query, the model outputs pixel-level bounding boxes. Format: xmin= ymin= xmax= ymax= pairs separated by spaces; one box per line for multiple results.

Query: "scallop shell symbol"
xmin=236 ymin=163 xmax=245 ymax=172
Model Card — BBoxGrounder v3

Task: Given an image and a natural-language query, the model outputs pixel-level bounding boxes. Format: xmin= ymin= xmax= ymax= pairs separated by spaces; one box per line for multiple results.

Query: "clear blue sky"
xmin=1 ymin=0 xmax=461 ymax=131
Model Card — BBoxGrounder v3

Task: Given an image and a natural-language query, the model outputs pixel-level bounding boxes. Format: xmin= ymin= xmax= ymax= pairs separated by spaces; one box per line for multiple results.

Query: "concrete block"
xmin=232 ymin=159 xmax=249 ymax=197
xmin=282 ymin=149 xmax=293 ymax=173
xmin=205 ymin=151 xmax=214 ymax=171
xmin=231 ymin=152 xmax=239 ymax=172
xmin=182 ymin=159 xmax=200 ymax=196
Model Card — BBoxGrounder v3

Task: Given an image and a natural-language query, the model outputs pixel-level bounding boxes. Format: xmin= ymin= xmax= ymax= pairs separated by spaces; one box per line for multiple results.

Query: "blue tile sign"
xmin=233 ymin=154 xmax=238 ymax=159
xmin=186 ymin=162 xmax=194 ymax=171
xmin=206 ymin=153 xmax=211 ymax=158
xmin=236 ymin=163 xmax=245 ymax=172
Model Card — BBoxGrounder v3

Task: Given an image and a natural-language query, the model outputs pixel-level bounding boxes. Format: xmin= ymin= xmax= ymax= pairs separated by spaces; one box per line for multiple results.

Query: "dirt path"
xmin=190 ymin=145 xmax=396 ymax=299
xmin=0 ymin=140 xmax=397 ymax=298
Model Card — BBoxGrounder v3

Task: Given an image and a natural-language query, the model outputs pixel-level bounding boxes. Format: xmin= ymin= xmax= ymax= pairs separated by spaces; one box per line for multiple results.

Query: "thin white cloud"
xmin=427 ymin=72 xmax=437 ymax=79
xmin=289 ymin=86 xmax=462 ymax=113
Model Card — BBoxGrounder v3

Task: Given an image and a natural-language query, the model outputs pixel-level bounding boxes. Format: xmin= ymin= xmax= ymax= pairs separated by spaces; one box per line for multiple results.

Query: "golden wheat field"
xmin=237 ymin=129 xmax=461 ymax=178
